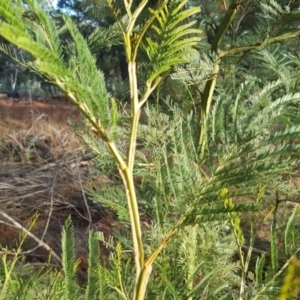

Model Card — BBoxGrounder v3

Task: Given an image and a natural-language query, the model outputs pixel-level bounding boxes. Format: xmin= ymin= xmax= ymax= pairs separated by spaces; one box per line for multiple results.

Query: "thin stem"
xmin=128 ymin=62 xmax=140 ymax=172
xmin=0 ymin=210 xmax=61 ymax=263
xmin=0 ymin=250 xmax=20 ymax=299
xmin=273 ymin=190 xmax=279 ymax=229
xmin=220 ymin=28 xmax=300 ymax=58
xmin=198 ymin=1 xmax=241 ymax=152
xmin=239 ymin=224 xmax=254 ymax=300
xmin=133 ymin=216 xmax=187 ymax=299
xmin=127 ymin=0 xmax=149 ymax=34
xmin=253 ymin=251 xmax=300 ymax=300
xmin=198 ymin=61 xmax=219 ymax=156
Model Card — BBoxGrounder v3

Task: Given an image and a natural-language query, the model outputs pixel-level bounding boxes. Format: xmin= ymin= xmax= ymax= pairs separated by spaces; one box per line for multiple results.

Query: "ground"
xmin=0 ymin=98 xmax=113 ymax=277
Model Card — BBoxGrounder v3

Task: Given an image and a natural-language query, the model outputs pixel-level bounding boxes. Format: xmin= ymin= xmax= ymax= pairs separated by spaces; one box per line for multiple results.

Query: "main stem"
xmin=125 ymin=56 xmax=166 ymax=300
xmin=126 ymin=60 xmax=147 ymax=299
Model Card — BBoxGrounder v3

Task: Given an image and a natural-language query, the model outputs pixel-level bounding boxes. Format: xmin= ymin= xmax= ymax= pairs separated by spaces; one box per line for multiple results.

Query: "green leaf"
xmin=62 ymin=216 xmax=80 ymax=299
xmin=186 ymin=272 xmax=214 ymax=298
xmin=270 ymin=225 xmax=279 ymax=274
xmin=85 ymin=231 xmax=100 ymax=300
xmin=142 ymin=0 xmax=201 ymax=85
xmin=255 ymin=254 xmax=266 ymax=287
xmin=284 ymin=205 xmax=300 ymax=256
xmin=64 ymin=16 xmax=110 ymax=127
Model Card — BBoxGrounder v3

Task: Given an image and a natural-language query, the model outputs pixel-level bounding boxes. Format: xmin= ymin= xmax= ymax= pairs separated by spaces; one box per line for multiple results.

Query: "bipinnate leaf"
xmin=0 ymin=0 xmax=111 ymax=139
xmin=142 ymin=0 xmax=201 ymax=85
xmin=62 ymin=216 xmax=80 ymax=299
xmin=285 ymin=205 xmax=300 ymax=256
xmin=85 ymin=231 xmax=100 ymax=300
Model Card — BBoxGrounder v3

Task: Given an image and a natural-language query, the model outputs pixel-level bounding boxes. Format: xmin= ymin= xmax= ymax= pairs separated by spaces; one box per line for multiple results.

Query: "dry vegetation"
xmin=0 ymin=98 xmax=300 ymax=282
xmin=0 ymin=99 xmax=114 ymax=274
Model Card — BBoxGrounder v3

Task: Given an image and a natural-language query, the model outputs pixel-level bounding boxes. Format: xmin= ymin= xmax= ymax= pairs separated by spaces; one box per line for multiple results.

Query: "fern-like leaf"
xmin=62 ymin=216 xmax=80 ymax=299
xmin=85 ymin=231 xmax=100 ymax=300
xmin=64 ymin=16 xmax=110 ymax=127
xmin=87 ymin=22 xmax=122 ymax=52
xmin=270 ymin=225 xmax=279 ymax=274
xmin=284 ymin=205 xmax=300 ymax=256
xmin=142 ymin=0 xmax=201 ymax=85
xmin=255 ymin=254 xmax=266 ymax=288
xmin=0 ymin=0 xmax=111 ymax=139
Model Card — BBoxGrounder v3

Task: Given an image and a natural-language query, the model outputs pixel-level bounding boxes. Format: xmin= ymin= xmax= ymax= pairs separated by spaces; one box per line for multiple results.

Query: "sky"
xmin=49 ymin=0 xmax=58 ymax=8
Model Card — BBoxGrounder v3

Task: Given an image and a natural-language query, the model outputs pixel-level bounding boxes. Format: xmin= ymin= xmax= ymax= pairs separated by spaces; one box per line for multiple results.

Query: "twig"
xmin=0 ymin=210 xmax=61 ymax=263
xmin=41 ymin=169 xmax=57 ymax=242
xmin=76 ymin=156 xmax=92 ymax=233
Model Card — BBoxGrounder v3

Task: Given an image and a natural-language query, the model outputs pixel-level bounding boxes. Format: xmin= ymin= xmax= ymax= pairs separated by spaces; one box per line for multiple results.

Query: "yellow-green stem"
xmin=133 ymin=216 xmax=187 ymax=299
xmin=126 ymin=58 xmax=146 ymax=297
xmin=198 ymin=1 xmax=241 ymax=152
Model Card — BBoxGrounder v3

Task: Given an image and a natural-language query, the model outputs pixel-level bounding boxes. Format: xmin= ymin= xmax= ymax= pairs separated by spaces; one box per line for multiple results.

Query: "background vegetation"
xmin=1 ymin=0 xmax=300 ymax=299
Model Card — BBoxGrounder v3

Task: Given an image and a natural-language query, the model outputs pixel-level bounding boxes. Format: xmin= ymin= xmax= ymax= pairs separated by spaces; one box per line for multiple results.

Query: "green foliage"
xmin=0 ymin=261 xmax=65 ymax=300
xmin=279 ymin=256 xmax=300 ymax=300
xmin=87 ymin=22 xmax=123 ymax=52
xmin=0 ymin=0 xmax=111 ymax=140
xmin=62 ymin=216 xmax=80 ymax=299
xmin=142 ymin=0 xmax=201 ymax=85
xmin=0 ymin=214 xmax=65 ymax=300
xmin=2 ymin=0 xmax=300 ymax=299
xmin=207 ymin=80 xmax=300 ymax=194
xmin=285 ymin=206 xmax=300 ymax=256
xmin=250 ymin=206 xmax=300 ymax=299
xmin=64 ymin=214 xmax=144 ymax=300
xmin=147 ymin=222 xmax=239 ymax=299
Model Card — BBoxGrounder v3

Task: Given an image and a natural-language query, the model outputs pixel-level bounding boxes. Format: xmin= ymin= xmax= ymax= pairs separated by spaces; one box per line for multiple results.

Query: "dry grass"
xmin=0 ymin=99 xmax=82 ymax=160
xmin=0 ymin=99 xmax=113 ymax=271
xmin=0 ymin=98 xmax=80 ymax=128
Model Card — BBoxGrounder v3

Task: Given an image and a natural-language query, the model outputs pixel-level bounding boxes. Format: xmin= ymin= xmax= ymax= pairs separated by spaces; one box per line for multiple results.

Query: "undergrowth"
xmin=1 ymin=0 xmax=300 ymax=299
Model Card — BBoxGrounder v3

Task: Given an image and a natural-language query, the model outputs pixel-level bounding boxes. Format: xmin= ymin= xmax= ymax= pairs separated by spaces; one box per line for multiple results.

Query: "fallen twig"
xmin=0 ymin=210 xmax=61 ymax=263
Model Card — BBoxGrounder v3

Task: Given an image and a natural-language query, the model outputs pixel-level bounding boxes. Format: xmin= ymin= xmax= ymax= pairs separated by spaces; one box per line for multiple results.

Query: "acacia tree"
xmin=177 ymin=0 xmax=300 ymax=152
xmin=1 ymin=0 xmax=300 ymax=299
xmin=0 ymin=0 xmax=202 ymax=298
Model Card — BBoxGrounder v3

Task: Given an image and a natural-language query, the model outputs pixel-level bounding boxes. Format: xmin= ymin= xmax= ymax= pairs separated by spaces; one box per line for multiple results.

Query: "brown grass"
xmin=0 ymin=99 xmax=84 ymax=160
xmin=0 ymin=98 xmax=80 ymax=129
xmin=0 ymin=99 xmax=113 ymax=273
